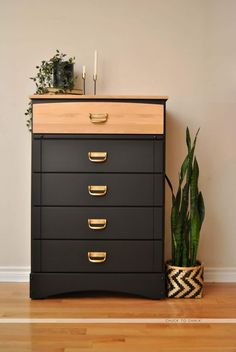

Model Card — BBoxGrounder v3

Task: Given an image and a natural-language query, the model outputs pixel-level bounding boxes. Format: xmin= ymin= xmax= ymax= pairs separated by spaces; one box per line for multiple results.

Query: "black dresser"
xmin=30 ymin=95 xmax=168 ymax=299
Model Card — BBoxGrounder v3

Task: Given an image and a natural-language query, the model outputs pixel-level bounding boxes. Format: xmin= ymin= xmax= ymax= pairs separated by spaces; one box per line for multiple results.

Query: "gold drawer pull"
xmin=88 ymin=185 xmax=107 ymax=196
xmin=88 ymin=152 xmax=107 ymax=163
xmin=88 ymin=252 xmax=107 ymax=263
xmin=89 ymin=113 xmax=108 ymax=124
xmin=88 ymin=219 xmax=107 ymax=230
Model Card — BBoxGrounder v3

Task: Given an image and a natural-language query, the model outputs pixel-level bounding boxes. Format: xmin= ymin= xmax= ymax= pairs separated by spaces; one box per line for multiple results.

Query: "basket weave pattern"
xmin=167 ymin=263 xmax=204 ymax=298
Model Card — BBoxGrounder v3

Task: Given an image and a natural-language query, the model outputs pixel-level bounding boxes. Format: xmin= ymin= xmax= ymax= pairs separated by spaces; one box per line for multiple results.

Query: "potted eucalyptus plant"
xmin=25 ymin=50 xmax=75 ymax=130
xmin=166 ymin=127 xmax=205 ymax=298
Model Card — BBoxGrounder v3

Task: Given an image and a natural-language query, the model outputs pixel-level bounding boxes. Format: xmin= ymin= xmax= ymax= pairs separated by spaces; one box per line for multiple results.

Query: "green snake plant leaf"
xmin=186 ymin=216 xmax=191 ymax=266
xmin=191 ymin=129 xmax=200 ymax=166
xmin=170 ymin=204 xmax=179 ymax=259
xmin=180 ymin=154 xmax=189 ymax=185
xmin=190 ymin=158 xmax=199 ymax=208
xmin=171 ymin=186 xmax=181 ymax=263
xmin=186 ymin=127 xmax=191 ymax=153
xmin=173 ymin=216 xmax=183 ymax=266
xmin=166 ymin=127 xmax=204 ymax=267
xmin=190 ymin=207 xmax=201 ymax=266
xmin=175 ymin=185 xmax=181 ymax=210
xmin=182 ymin=215 xmax=190 ymax=266
xmin=179 ymin=182 xmax=190 ymax=265
xmin=193 ymin=128 xmax=200 ymax=146
xmin=171 ymin=207 xmax=178 ymax=261
xmin=188 ymin=127 xmax=199 ymax=153
xmin=165 ymin=174 xmax=175 ymax=203
xmin=198 ymin=192 xmax=205 ymax=229
xmin=186 ymin=128 xmax=200 ymax=183
xmin=180 ymin=182 xmax=189 ymax=219
xmin=190 ymin=158 xmax=200 ymax=265
xmin=182 ymin=241 xmax=188 ymax=267
xmin=166 ymin=173 xmax=181 ymax=263
xmin=171 ymin=203 xmax=178 ymax=235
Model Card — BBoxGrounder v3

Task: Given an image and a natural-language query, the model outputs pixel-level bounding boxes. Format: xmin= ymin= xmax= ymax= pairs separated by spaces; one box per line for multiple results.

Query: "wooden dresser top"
xmin=30 ymin=95 xmax=168 ymax=100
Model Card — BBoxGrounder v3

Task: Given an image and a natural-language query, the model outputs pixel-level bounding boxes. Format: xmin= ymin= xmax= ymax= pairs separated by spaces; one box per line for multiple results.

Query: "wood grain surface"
xmin=32 ymin=102 xmax=164 ymax=134
xmin=0 ymin=283 xmax=235 ymax=351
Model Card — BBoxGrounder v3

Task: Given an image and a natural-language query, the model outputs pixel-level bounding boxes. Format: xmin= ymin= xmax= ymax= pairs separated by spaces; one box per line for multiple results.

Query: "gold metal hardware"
xmin=88 ymin=185 xmax=107 ymax=196
xmin=89 ymin=113 xmax=108 ymax=124
xmin=88 ymin=219 xmax=107 ymax=230
xmin=88 ymin=152 xmax=108 ymax=163
xmin=88 ymin=252 xmax=107 ymax=263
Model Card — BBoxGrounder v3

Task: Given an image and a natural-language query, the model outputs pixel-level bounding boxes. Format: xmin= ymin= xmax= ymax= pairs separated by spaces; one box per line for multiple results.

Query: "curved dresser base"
xmin=30 ymin=273 xmax=165 ymax=300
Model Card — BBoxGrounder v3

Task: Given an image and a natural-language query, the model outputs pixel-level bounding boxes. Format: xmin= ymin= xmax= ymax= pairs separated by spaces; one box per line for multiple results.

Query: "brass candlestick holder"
xmin=93 ymin=74 xmax=97 ymax=95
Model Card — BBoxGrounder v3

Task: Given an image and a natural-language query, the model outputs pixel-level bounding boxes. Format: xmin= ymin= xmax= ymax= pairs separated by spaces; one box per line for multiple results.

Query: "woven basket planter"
xmin=166 ymin=261 xmax=204 ymax=298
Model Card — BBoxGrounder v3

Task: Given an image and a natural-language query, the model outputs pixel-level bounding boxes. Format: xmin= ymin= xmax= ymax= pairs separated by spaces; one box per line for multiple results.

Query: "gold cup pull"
xmin=88 ymin=185 xmax=107 ymax=196
xmin=88 ymin=152 xmax=107 ymax=163
xmin=89 ymin=113 xmax=108 ymax=124
xmin=88 ymin=252 xmax=107 ymax=263
xmin=88 ymin=219 xmax=107 ymax=230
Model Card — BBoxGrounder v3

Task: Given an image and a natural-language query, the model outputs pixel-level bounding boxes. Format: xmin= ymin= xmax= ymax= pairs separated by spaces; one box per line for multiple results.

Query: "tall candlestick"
xmin=93 ymin=50 xmax=98 ymax=95
xmin=82 ymin=65 xmax=86 ymax=95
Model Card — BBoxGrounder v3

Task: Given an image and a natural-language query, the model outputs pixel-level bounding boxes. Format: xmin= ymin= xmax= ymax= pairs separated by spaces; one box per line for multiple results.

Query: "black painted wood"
xmin=32 ymin=207 xmax=163 ymax=240
xmin=32 ymin=139 xmax=163 ymax=173
xmin=33 ymin=173 xmax=163 ymax=206
xmin=34 ymin=134 xmax=163 ymax=140
xmin=31 ymin=240 xmax=40 ymax=272
xmin=30 ymin=273 xmax=166 ymax=299
xmin=32 ymin=98 xmax=167 ymax=105
xmin=32 ymin=138 xmax=41 ymax=172
xmin=40 ymin=240 xmax=162 ymax=273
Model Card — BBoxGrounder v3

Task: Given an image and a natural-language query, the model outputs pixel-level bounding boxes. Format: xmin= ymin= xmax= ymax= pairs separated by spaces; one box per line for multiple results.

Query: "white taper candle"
xmin=94 ymin=50 xmax=98 ymax=77
xmin=82 ymin=65 xmax=86 ymax=78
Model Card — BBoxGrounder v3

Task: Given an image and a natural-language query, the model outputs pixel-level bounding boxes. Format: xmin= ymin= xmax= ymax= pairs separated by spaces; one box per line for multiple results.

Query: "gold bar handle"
xmin=89 ymin=113 xmax=108 ymax=124
xmin=88 ymin=252 xmax=107 ymax=263
xmin=88 ymin=219 xmax=107 ymax=230
xmin=88 ymin=185 xmax=107 ymax=196
xmin=88 ymin=152 xmax=107 ymax=163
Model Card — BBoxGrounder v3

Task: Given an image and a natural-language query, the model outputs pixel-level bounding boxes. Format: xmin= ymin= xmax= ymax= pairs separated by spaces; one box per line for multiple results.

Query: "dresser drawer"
xmin=33 ymin=173 xmax=163 ymax=206
xmin=33 ymin=139 xmax=163 ymax=173
xmin=33 ymin=102 xmax=164 ymax=134
xmin=32 ymin=207 xmax=163 ymax=240
xmin=40 ymin=240 xmax=162 ymax=272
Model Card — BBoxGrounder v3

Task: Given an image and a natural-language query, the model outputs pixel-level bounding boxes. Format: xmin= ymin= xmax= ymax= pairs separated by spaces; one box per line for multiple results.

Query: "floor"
xmin=0 ymin=283 xmax=236 ymax=351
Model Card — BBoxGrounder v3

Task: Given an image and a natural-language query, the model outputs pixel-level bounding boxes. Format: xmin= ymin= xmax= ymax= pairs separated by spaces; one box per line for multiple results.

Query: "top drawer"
xmin=32 ymin=102 xmax=164 ymax=134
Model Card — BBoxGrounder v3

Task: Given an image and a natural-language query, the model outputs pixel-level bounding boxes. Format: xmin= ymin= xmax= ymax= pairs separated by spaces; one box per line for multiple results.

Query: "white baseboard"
xmin=0 ymin=267 xmax=30 ymax=282
xmin=0 ymin=266 xmax=236 ymax=283
xmin=204 ymin=267 xmax=236 ymax=282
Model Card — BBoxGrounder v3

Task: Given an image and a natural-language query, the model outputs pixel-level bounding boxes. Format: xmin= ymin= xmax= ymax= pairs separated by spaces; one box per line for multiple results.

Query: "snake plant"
xmin=166 ymin=127 xmax=205 ymax=267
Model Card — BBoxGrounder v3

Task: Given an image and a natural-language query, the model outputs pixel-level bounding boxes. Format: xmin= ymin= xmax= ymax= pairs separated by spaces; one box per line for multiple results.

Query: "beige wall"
xmin=0 ymin=0 xmax=235 ymax=271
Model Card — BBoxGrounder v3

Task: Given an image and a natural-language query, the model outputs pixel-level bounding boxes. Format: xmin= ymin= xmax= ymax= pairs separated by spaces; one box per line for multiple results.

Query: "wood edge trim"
xmin=29 ymin=95 xmax=169 ymax=100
